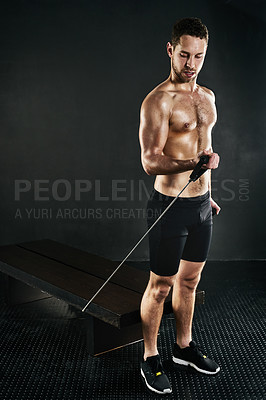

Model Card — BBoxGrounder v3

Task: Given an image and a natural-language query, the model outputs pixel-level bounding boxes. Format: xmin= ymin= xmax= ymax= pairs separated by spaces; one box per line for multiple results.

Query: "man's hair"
xmin=171 ymin=17 xmax=208 ymax=47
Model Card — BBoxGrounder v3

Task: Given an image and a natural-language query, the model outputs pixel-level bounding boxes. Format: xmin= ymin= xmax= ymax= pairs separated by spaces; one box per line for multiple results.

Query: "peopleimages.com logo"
xmin=14 ymin=178 xmax=250 ymax=202
xmin=13 ymin=178 xmax=250 ymax=220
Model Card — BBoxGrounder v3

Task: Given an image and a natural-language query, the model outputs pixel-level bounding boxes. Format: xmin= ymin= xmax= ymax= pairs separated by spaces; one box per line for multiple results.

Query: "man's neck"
xmin=169 ymin=73 xmax=198 ymax=92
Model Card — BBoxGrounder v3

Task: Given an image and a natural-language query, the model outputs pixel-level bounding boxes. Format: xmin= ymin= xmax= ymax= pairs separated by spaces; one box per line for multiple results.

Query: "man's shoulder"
xmin=142 ymin=82 xmax=173 ymax=110
xmin=199 ymin=85 xmax=215 ymax=100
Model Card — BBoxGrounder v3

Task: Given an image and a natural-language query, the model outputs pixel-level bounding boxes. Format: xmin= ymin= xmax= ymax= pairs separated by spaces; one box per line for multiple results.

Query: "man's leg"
xmin=140 ymin=271 xmax=176 ymax=359
xmin=171 ymin=259 xmax=220 ymax=374
xmin=140 ymin=271 xmax=175 ymax=395
xmin=172 ymin=259 xmax=205 ymax=348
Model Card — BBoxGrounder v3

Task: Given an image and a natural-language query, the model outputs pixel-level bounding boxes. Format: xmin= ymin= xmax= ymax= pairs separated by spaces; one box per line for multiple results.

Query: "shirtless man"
xmin=139 ymin=18 xmax=221 ymax=395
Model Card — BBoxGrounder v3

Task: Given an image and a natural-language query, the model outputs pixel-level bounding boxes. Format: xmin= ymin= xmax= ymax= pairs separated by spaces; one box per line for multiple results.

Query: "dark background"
xmin=1 ymin=0 xmax=265 ymax=261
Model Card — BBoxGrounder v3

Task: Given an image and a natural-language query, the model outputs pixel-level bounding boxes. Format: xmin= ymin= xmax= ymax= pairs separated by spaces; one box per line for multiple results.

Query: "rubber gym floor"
xmin=0 ymin=260 xmax=265 ymax=400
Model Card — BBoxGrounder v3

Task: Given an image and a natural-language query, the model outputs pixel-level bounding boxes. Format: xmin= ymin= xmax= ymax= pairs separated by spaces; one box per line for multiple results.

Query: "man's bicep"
xmin=139 ymin=95 xmax=170 ymax=157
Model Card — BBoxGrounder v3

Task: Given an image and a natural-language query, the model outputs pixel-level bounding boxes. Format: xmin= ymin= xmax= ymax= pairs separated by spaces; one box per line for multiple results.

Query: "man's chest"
xmin=169 ymin=95 xmax=217 ymax=133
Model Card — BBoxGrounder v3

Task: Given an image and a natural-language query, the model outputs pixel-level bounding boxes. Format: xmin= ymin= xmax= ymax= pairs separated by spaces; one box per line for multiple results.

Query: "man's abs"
xmin=154 ymin=169 xmax=210 ymax=197
xmin=154 ymin=127 xmax=211 ymax=197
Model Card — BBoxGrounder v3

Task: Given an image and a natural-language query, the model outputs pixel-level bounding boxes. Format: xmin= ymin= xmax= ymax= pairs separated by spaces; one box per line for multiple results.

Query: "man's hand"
xmin=210 ymin=198 xmax=221 ymax=215
xmin=194 ymin=149 xmax=220 ymax=170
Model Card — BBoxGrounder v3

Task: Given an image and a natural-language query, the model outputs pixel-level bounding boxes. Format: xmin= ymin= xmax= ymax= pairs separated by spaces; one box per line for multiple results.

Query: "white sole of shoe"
xmin=141 ymin=369 xmax=172 ymax=395
xmin=172 ymin=356 xmax=220 ymax=375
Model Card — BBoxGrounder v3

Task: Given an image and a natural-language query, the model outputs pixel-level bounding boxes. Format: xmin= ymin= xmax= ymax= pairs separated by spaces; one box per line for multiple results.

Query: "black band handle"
xmin=189 ymin=155 xmax=210 ymax=182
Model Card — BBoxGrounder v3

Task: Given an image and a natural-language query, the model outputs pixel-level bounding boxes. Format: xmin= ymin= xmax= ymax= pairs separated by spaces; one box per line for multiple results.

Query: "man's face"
xmin=168 ymin=35 xmax=208 ymax=83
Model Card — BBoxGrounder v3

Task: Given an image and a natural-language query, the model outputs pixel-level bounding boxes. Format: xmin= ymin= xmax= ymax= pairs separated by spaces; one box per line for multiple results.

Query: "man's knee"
xmin=178 ymin=272 xmax=201 ymax=291
xmin=154 ymin=284 xmax=171 ymax=302
xmin=176 ymin=260 xmax=205 ymax=291
xmin=149 ymin=274 xmax=176 ymax=302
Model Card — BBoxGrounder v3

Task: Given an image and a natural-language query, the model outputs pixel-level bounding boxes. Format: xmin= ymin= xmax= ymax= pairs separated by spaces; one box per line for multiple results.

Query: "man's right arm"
xmin=139 ymin=92 xmax=197 ymax=176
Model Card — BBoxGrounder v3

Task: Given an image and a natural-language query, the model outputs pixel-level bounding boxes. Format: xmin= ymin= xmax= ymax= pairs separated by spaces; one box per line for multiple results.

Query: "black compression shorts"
xmin=146 ymin=189 xmax=213 ymax=276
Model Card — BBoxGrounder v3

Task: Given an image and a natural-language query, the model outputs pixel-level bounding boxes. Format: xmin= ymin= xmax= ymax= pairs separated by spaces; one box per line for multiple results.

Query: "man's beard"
xmin=172 ymin=63 xmax=197 ymax=83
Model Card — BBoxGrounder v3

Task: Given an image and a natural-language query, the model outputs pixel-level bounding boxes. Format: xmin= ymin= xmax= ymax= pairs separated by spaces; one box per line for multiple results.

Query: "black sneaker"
xmin=172 ymin=341 xmax=220 ymax=375
xmin=141 ymin=354 xmax=172 ymax=395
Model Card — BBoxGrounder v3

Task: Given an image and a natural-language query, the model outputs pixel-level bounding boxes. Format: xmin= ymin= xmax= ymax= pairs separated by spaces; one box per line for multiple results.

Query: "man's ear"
xmin=166 ymin=42 xmax=173 ymax=58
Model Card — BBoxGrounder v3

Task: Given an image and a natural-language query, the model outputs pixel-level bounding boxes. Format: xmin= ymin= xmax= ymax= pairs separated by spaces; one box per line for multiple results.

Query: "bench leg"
xmin=84 ymin=316 xmax=143 ymax=356
xmin=0 ymin=273 xmax=51 ymax=306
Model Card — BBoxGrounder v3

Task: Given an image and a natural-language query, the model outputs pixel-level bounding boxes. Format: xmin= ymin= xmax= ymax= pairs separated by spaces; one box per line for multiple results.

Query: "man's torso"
xmin=150 ymin=80 xmax=217 ymax=197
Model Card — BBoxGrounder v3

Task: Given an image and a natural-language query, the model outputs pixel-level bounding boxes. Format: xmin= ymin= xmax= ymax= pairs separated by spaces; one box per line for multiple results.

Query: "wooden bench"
xmin=0 ymin=239 xmax=205 ymax=355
